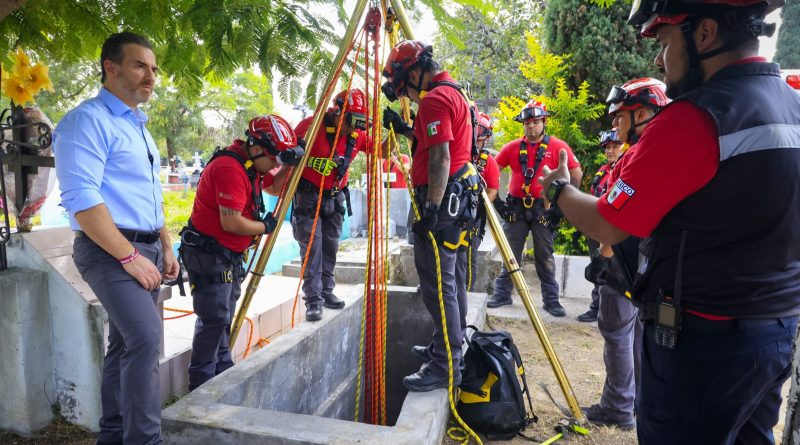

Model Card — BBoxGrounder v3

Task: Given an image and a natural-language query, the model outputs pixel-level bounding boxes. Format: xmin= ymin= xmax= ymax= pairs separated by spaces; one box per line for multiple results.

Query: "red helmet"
xmin=334 ymin=88 xmax=368 ymax=115
xmin=630 ymin=0 xmax=784 ymax=37
xmin=607 ymin=78 xmax=670 ymax=114
xmin=514 ymin=100 xmax=549 ymax=123
xmin=787 ymin=74 xmax=800 ymax=90
xmin=476 ymin=111 xmax=493 ymax=138
xmin=381 ymin=40 xmax=433 ymax=101
xmin=246 ymin=115 xmax=298 ymax=156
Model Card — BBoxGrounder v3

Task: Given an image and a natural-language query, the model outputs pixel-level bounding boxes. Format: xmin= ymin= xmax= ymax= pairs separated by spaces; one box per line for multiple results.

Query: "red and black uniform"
xmin=411 ymin=71 xmax=480 ymax=380
xmin=291 ymin=114 xmax=370 ymax=311
xmin=182 ymin=140 xmax=274 ymax=390
xmin=589 ymin=163 xmax=614 ymax=197
xmin=492 ymin=135 xmax=579 ymax=307
xmin=597 ymin=60 xmax=800 ymax=443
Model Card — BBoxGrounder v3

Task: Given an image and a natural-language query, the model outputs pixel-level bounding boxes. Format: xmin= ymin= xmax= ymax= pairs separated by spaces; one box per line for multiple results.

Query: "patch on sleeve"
xmin=219 ymin=192 xmax=234 ymax=201
xmin=606 ymin=179 xmax=635 ymax=210
xmin=426 ymin=120 xmax=441 ymax=136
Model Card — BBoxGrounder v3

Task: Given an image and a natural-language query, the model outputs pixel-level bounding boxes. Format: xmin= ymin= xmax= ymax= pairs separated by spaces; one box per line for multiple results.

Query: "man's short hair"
xmin=100 ymin=32 xmax=153 ymax=83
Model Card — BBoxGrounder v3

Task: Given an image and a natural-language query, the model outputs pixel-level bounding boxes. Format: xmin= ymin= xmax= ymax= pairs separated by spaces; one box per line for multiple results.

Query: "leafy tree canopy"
xmin=775 ymin=0 xmax=800 ymax=69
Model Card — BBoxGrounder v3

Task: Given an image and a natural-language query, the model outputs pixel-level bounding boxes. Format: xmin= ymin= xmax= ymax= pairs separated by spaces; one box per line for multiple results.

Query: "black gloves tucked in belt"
xmin=261 ymin=212 xmax=278 ymax=234
xmin=382 ymin=107 xmax=412 ymax=134
xmin=540 ymin=207 xmax=563 ymax=229
xmin=493 ymin=198 xmax=516 ymax=222
xmin=413 ymin=201 xmax=439 ymax=237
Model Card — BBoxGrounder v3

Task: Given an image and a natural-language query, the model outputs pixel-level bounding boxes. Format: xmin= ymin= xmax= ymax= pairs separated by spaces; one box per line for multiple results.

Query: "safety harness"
xmin=518 ymin=135 xmax=550 ymax=208
xmin=176 ymin=147 xmax=262 ymax=295
xmin=300 ymin=114 xmax=356 ymax=216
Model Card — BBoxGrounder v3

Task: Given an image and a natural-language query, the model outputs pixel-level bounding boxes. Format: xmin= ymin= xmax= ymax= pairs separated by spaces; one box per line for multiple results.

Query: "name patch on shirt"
xmin=606 ymin=179 xmax=634 ymax=210
xmin=427 ymin=121 xmax=441 ymax=136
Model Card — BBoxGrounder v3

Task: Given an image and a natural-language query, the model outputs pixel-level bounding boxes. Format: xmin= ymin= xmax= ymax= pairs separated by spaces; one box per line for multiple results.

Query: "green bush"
xmin=162 ymin=190 xmax=195 ymax=243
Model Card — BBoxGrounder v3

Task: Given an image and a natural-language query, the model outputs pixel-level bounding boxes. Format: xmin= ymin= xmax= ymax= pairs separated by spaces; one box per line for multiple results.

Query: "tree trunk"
xmin=166 ymin=135 xmax=176 ymax=165
xmin=783 ymin=329 xmax=800 ymax=444
xmin=0 ymin=0 xmax=29 ymax=22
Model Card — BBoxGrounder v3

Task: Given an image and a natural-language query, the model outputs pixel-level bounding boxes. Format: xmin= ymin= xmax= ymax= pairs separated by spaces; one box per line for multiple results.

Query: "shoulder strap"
xmin=205 ymin=148 xmax=264 ymax=218
xmin=427 ymin=80 xmax=479 ymax=160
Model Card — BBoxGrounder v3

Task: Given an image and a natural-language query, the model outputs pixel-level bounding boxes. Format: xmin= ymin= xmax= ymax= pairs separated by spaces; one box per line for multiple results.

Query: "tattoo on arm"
xmin=426 ymin=143 xmax=450 ymax=205
xmin=220 ymin=206 xmax=241 ymax=217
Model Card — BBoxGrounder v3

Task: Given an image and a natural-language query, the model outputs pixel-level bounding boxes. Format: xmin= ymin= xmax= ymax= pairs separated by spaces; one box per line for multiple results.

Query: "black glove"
xmin=413 ymin=202 xmax=439 ymax=237
xmin=261 ymin=212 xmax=278 ymax=234
xmin=541 ymin=207 xmax=563 ymax=229
xmin=382 ymin=107 xmax=412 ymax=134
xmin=493 ymin=198 xmax=515 ymax=222
xmin=278 ymin=146 xmax=304 ymax=166
xmin=334 ymin=156 xmax=348 ymax=176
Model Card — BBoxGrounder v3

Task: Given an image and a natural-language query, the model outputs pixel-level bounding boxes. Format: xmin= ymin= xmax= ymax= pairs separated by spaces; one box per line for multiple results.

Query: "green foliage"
xmin=543 ymin=0 xmax=660 ymax=104
xmin=162 ymin=189 xmax=196 ymax=242
xmin=775 ymin=0 xmax=800 ymax=69
xmin=432 ymin=0 xmax=538 ymax=101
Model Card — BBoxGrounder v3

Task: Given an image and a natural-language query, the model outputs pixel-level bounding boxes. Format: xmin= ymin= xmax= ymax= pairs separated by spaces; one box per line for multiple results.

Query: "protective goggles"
xmin=514 ymin=106 xmax=547 ymax=123
xmin=477 ymin=125 xmax=493 ymax=139
xmin=346 ymin=112 xmax=369 ymax=131
xmin=605 ymin=85 xmax=632 ymax=106
xmin=599 ymin=130 xmax=621 ymax=147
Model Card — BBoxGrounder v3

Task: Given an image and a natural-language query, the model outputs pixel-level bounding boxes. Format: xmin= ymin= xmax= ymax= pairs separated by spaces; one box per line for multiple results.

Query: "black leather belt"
xmin=680 ymin=314 xmax=793 ymax=333
xmin=75 ymin=228 xmax=161 ymax=245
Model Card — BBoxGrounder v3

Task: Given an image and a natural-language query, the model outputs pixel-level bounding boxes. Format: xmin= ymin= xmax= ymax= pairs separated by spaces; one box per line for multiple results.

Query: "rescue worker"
xmin=578 ymin=129 xmax=623 ymax=323
xmin=181 ymin=115 xmax=303 ymax=391
xmin=382 ymin=40 xmax=480 ymax=391
xmin=582 ymin=78 xmax=670 ymax=429
xmin=539 ymin=0 xmax=800 ymax=441
xmin=292 ymin=88 xmax=371 ymax=322
xmin=461 ymin=110 xmax=500 ymax=294
xmin=488 ymin=100 xmax=583 ymax=316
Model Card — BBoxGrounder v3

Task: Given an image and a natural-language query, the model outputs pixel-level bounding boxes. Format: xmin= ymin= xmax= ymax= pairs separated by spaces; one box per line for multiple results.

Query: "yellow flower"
xmin=11 ymin=48 xmax=32 ymax=80
xmin=27 ymin=63 xmax=53 ymax=93
xmin=3 ymin=76 xmax=35 ymax=105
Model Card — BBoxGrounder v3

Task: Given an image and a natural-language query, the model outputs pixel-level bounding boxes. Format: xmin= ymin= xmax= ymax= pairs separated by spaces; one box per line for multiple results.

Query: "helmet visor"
xmin=600 ymin=130 xmax=620 ymax=146
xmin=515 ymin=106 xmax=547 ymax=123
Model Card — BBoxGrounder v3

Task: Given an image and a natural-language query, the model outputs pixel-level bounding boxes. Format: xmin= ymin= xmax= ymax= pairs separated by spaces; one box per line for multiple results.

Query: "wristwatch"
xmin=546 ymin=179 xmax=569 ymax=207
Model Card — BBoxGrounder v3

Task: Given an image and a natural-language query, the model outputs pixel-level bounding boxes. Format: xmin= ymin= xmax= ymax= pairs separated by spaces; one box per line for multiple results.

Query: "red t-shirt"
xmin=191 ymin=140 xmax=275 ymax=253
xmin=295 ymin=115 xmax=371 ymax=190
xmin=481 ymin=154 xmax=500 ymax=190
xmin=495 ymin=135 xmax=579 ymax=199
xmin=411 ymin=72 xmax=474 ymax=186
xmin=597 ymin=101 xmax=720 ymax=238
xmin=382 ymin=154 xmax=410 ymax=188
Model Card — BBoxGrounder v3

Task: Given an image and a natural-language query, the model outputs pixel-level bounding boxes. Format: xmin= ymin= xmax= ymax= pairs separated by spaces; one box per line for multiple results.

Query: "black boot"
xmin=487 ymin=294 xmax=513 ymax=308
xmin=543 ymin=301 xmax=567 ymax=317
xmin=403 ymin=365 xmax=461 ymax=392
xmin=411 ymin=344 xmax=432 ymax=362
xmin=322 ymin=293 xmax=345 ymax=309
xmin=577 ymin=309 xmax=598 ymax=322
xmin=306 ymin=303 xmax=323 ymax=322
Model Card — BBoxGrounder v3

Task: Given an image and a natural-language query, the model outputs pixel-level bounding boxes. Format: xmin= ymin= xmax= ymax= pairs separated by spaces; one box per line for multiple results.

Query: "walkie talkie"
xmin=654 ymin=231 xmax=687 ymax=349
xmin=654 ymin=289 xmax=680 ymax=349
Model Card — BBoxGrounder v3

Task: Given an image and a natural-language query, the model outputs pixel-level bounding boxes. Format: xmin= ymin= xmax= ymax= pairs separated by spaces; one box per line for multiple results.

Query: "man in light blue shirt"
xmin=54 ymin=32 xmax=179 ymax=445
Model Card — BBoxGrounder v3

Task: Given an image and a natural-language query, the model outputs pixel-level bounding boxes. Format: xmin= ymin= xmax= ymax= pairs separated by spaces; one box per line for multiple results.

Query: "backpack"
xmin=457 ymin=326 xmax=538 ymax=440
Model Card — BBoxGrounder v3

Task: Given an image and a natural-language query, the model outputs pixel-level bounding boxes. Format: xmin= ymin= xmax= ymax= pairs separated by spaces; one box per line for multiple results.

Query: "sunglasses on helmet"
xmin=599 ymin=130 xmax=621 ymax=146
xmin=514 ymin=106 xmax=546 ymax=123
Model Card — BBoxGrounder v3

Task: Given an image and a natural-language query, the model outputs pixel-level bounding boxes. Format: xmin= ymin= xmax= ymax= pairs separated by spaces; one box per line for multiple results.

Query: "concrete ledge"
xmin=163 ymin=285 xmax=487 ymax=444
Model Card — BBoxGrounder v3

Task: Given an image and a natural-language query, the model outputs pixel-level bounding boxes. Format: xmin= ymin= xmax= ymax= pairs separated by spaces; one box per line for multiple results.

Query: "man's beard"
xmin=665 ymin=66 xmax=704 ymax=98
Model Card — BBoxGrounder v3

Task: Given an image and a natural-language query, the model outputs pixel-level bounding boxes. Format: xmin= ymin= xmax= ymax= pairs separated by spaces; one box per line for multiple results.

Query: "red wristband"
xmin=118 ymin=248 xmax=139 ymax=264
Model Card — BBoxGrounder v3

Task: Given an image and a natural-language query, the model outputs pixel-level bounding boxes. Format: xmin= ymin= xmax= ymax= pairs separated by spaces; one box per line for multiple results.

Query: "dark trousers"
xmin=414 ymin=219 xmax=468 ymax=377
xmin=454 ymin=244 xmax=471 ymax=341
xmin=73 ymin=237 xmax=163 ymax=445
xmin=182 ymin=246 xmax=243 ymax=391
xmin=493 ymin=202 xmax=559 ymax=305
xmin=637 ymin=317 xmax=797 ymax=444
xmin=597 ymin=283 xmax=641 ymax=421
xmin=291 ymin=188 xmax=345 ymax=306
xmin=585 ymin=237 xmax=600 ymax=313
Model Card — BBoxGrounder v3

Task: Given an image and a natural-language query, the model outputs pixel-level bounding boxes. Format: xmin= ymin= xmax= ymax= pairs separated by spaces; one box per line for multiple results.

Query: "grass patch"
xmin=162 ymin=190 xmax=195 ymax=243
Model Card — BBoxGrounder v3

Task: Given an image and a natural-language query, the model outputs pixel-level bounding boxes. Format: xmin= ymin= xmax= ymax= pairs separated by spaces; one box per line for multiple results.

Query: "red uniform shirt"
xmin=295 ymin=115 xmax=370 ymax=190
xmin=411 ymin=71 xmax=473 ymax=186
xmin=597 ymin=101 xmax=720 ymax=238
xmin=191 ymin=140 xmax=275 ymax=253
xmin=382 ymin=154 xmax=410 ymax=188
xmin=495 ymin=135 xmax=579 ymax=199
xmin=480 ymin=154 xmax=500 ymax=190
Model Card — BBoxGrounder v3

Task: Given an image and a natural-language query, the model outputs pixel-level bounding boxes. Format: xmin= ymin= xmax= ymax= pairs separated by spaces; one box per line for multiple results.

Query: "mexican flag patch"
xmin=606 ymin=179 xmax=635 ymax=210
xmin=427 ymin=120 xmax=441 ymax=136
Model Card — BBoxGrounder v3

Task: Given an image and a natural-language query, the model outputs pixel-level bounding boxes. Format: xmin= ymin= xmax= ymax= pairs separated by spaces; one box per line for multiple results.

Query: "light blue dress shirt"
xmin=54 ymin=87 xmax=164 ymax=231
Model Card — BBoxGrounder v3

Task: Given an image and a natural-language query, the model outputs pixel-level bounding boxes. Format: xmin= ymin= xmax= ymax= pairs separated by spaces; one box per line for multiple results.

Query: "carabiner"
xmin=523 ymin=194 xmax=534 ymax=209
xmin=448 ymin=193 xmax=460 ymax=217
